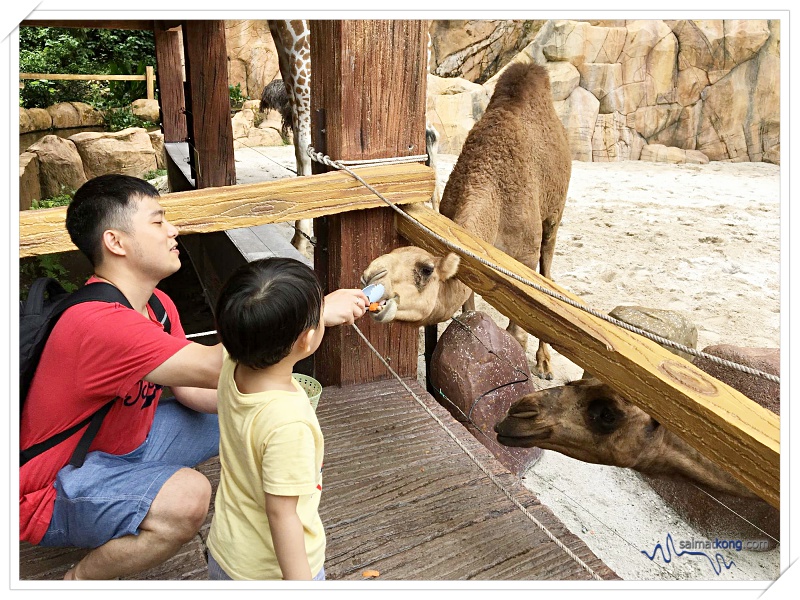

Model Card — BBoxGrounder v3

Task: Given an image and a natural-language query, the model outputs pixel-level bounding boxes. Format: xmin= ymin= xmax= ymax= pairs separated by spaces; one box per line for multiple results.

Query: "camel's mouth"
xmin=368 ymin=295 xmax=398 ymax=323
xmin=494 ymin=409 xmax=552 ymax=447
xmin=495 ymin=427 xmax=553 ymax=448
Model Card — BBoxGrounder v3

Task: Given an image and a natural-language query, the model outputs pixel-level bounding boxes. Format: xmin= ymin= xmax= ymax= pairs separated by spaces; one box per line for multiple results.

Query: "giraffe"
xmin=267 ymin=20 xmax=314 ymax=255
xmin=266 ymin=20 xmax=442 ymax=258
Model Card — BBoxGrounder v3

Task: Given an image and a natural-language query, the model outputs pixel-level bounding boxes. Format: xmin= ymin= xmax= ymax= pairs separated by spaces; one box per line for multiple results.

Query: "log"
xmin=397 ymin=203 xmax=780 ymax=509
xmin=19 ymin=163 xmax=435 ymax=257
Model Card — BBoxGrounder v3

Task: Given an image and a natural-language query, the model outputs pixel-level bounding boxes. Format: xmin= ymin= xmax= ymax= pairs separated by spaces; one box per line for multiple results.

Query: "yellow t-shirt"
xmin=207 ymin=350 xmax=325 ymax=580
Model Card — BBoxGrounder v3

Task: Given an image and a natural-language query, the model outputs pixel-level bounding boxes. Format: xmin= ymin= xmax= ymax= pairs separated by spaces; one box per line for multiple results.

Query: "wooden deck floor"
xmin=19 ymin=378 xmax=618 ymax=582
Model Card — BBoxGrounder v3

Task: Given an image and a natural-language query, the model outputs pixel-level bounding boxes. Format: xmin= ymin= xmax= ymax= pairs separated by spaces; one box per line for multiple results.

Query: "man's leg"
xmin=65 ymin=467 xmax=211 ymax=580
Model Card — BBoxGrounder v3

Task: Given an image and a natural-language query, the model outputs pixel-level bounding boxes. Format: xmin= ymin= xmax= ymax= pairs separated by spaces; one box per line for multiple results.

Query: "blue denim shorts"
xmin=38 ymin=397 xmax=219 ymax=549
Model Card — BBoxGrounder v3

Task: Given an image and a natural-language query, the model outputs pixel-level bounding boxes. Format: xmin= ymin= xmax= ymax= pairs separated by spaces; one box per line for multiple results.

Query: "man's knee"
xmin=146 ymin=468 xmax=212 ymax=542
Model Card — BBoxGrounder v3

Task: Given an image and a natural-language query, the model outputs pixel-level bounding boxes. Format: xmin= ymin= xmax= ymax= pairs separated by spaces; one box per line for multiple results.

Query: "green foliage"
xmin=20 ymin=255 xmax=79 ymax=298
xmin=104 ymin=106 xmax=152 ymax=132
xmin=19 ymin=26 xmax=156 ymax=109
xmin=229 ymin=83 xmax=248 ymax=107
xmin=30 ymin=187 xmax=74 ymax=210
xmin=143 ymin=169 xmax=167 ymax=180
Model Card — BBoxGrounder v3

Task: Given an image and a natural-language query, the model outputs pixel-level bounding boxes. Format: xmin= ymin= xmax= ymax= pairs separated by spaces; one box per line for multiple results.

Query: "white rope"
xmin=306 ymin=145 xmax=780 ymax=385
xmin=338 ymin=154 xmax=429 ymax=167
xmin=350 ymin=323 xmax=605 ymax=581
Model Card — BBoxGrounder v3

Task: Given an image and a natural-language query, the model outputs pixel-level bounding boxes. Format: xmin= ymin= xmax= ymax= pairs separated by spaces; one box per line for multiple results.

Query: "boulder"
xmin=592 ymin=112 xmax=644 ymax=161
xmin=27 ymin=135 xmax=87 ymax=198
xmin=148 ymin=130 xmax=167 ymax=170
xmin=70 ymin=127 xmax=157 ymax=180
xmin=71 ymin=102 xmax=104 ymax=127
xmin=640 ymin=143 xmax=694 ymax=164
xmin=19 ymin=108 xmax=35 ymax=134
xmin=426 ymin=74 xmax=489 ymax=155
xmin=46 ymin=102 xmax=81 ymax=129
xmin=27 ymin=107 xmax=53 ymax=133
xmin=554 ymin=85 xmax=599 ymax=162
xmin=429 ymin=20 xmax=544 ymax=83
xmin=238 ymin=127 xmax=285 ymax=149
xmin=231 ymin=108 xmax=254 ymax=140
xmin=19 ymin=152 xmax=41 ymax=210
xmin=430 ymin=311 xmax=542 ymax=477
xmin=224 ymin=19 xmax=280 ymax=101
xmin=693 ymin=345 xmax=780 ymax=416
xmin=130 ymin=99 xmax=160 ymax=124
xmin=545 ymin=61 xmax=580 ymax=102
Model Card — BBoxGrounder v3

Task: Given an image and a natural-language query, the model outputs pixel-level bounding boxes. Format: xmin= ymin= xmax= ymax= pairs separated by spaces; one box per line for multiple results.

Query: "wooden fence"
xmin=19 ymin=66 xmax=155 ymax=100
xmin=16 ymin=164 xmax=780 ymax=508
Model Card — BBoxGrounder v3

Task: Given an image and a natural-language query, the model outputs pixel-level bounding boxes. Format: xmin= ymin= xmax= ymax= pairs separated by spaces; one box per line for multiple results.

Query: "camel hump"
xmin=492 ymin=62 xmax=551 ymax=101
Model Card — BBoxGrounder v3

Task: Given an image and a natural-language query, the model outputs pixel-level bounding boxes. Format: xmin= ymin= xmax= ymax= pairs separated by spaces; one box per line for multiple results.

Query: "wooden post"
xmin=153 ymin=21 xmax=187 ymax=143
xmin=181 ymin=20 xmax=236 ymax=188
xmin=145 ymin=65 xmax=155 ymax=100
xmin=310 ymin=20 xmax=428 ymax=387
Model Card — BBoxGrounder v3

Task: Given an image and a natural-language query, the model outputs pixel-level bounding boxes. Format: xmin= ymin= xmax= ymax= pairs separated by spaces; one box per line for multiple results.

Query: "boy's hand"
xmin=323 ymin=288 xmax=369 ymax=326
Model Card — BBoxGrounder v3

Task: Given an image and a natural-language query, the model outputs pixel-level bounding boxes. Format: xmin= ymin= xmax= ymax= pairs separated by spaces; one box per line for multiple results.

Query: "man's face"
xmin=123 ymin=194 xmax=181 ymax=281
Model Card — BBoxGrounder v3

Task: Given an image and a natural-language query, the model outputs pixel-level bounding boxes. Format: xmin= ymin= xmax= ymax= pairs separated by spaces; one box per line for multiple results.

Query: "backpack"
xmin=19 ymin=277 xmax=171 ymax=468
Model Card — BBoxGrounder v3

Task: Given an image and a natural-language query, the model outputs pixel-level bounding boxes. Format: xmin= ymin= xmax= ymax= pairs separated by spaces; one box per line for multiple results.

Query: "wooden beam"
xmin=154 ymin=22 xmax=187 ymax=143
xmin=181 ymin=20 xmax=235 ymax=188
xmin=397 ymin=203 xmax=780 ymax=509
xmin=19 ymin=163 xmax=435 ymax=258
xmin=310 ymin=20 xmax=428 ymax=388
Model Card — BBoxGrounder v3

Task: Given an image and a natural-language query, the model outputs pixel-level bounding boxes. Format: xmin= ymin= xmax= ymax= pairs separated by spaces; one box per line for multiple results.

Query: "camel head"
xmin=360 ymin=247 xmax=466 ymax=327
xmin=494 ymin=378 xmax=663 ymax=469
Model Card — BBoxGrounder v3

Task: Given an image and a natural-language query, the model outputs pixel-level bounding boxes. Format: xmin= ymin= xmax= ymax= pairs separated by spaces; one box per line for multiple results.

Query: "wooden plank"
xmin=396 ymin=203 xmax=780 ymax=508
xmin=19 ymin=163 xmax=435 ymax=257
xmin=154 ymin=24 xmax=187 ymax=143
xmin=310 ymin=20 xmax=428 ymax=387
xmin=181 ymin=20 xmax=235 ymax=189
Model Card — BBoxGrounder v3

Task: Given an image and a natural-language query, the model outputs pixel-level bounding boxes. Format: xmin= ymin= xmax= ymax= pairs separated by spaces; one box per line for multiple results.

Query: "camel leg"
xmin=529 ymin=218 xmax=562 ymax=380
xmin=462 ymin=291 xmax=476 ymax=313
xmin=513 ymin=244 xmax=554 ymax=379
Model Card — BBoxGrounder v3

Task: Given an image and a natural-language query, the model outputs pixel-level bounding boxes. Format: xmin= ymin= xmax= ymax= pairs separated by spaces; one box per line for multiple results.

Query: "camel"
xmin=493 ymin=377 xmax=758 ymax=498
xmin=361 ymin=62 xmax=572 ymax=379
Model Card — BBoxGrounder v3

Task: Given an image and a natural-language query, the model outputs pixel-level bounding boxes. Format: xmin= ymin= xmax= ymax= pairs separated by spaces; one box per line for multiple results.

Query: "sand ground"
xmin=233 ymin=144 xmax=781 ymax=582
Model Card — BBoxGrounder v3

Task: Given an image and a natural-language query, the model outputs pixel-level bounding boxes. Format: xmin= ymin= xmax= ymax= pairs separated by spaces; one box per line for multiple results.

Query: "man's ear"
xmin=102 ymin=229 xmax=127 ymax=257
xmin=437 ymin=253 xmax=460 ymax=280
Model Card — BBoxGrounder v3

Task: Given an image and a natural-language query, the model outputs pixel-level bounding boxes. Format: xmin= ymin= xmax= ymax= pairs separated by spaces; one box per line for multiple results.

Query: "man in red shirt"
xmin=20 ymin=174 xmax=368 ymax=580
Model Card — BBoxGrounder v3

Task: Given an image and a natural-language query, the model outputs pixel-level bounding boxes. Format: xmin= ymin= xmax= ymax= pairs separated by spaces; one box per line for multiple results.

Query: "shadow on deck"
xmin=19 ymin=378 xmax=619 ymax=582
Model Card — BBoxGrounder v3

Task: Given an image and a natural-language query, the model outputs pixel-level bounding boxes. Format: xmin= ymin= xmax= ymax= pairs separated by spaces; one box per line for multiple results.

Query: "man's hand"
xmin=323 ymin=288 xmax=369 ymax=327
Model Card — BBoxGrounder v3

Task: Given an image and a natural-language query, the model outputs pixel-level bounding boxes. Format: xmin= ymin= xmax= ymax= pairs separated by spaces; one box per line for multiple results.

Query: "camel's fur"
xmin=362 ymin=62 xmax=572 ymax=379
xmin=494 ymin=378 xmax=757 ymax=498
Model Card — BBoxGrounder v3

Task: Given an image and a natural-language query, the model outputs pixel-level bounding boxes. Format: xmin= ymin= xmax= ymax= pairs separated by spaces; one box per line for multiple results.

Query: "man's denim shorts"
xmin=38 ymin=397 xmax=219 ymax=549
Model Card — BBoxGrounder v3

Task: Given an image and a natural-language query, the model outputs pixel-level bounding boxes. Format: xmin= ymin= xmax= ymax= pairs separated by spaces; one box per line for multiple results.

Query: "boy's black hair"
xmin=215 ymin=257 xmax=324 ymax=369
xmin=66 ymin=174 xmax=161 ymax=267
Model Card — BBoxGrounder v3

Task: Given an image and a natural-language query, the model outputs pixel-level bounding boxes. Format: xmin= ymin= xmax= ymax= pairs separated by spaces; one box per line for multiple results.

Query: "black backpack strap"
xmin=21 ymin=283 xmax=172 ymax=468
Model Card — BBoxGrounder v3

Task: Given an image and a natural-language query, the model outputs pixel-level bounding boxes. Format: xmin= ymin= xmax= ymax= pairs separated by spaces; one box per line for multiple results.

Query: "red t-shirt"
xmin=19 ymin=279 xmax=191 ymax=544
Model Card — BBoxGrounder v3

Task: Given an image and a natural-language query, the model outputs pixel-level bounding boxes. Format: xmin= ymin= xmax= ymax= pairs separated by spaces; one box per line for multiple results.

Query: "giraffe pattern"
xmin=266 ymin=20 xmax=441 ymax=255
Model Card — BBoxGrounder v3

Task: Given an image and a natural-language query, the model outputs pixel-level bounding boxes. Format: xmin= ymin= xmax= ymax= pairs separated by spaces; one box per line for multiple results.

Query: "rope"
xmin=306 ymin=145 xmax=780 ymax=385
xmin=350 ymin=322 xmax=605 ymax=581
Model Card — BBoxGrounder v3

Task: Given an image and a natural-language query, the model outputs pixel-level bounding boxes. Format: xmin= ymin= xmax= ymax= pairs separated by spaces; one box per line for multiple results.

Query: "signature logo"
xmin=641 ymin=533 xmax=736 ymax=575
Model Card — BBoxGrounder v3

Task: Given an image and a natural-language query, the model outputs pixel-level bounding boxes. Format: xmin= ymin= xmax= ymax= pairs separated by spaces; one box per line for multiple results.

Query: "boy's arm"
xmin=264 ymin=493 xmax=313 ymax=580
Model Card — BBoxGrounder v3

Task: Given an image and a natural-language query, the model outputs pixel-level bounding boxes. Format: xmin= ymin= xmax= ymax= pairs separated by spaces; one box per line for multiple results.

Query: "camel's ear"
xmin=437 ymin=253 xmax=460 ymax=280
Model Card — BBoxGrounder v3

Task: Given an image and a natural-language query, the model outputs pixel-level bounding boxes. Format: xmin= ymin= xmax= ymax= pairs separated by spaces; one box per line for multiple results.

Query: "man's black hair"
xmin=66 ymin=174 xmax=161 ymax=267
xmin=215 ymin=257 xmax=324 ymax=369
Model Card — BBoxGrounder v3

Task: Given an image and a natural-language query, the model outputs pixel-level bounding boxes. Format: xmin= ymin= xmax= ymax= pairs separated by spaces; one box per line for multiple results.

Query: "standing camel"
xmin=361 ymin=62 xmax=572 ymax=379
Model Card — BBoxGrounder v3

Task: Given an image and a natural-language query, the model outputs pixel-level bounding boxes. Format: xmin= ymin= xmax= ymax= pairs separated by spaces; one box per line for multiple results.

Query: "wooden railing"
xmin=16 ymin=164 xmax=780 ymax=508
xmin=19 ymin=66 xmax=155 ymax=100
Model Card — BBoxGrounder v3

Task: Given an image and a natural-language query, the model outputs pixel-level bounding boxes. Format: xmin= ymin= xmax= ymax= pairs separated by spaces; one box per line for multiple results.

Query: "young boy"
xmin=207 ymin=257 xmax=328 ymax=580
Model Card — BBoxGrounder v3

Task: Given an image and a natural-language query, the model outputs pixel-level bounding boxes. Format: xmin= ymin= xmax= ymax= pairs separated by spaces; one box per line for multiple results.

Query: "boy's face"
xmin=123 ymin=194 xmax=181 ymax=281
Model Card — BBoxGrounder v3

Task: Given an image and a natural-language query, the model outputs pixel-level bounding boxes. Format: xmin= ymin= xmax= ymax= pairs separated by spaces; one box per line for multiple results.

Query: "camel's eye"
xmin=586 ymin=399 xmax=621 ymax=434
xmin=414 ymin=263 xmax=436 ymax=289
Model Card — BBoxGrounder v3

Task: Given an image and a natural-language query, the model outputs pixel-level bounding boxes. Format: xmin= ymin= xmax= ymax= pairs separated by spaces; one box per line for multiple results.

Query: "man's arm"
xmin=144 ymin=342 xmax=223 ymax=391
xmin=264 ymin=493 xmax=313 ymax=580
xmin=170 ymin=386 xmax=218 ymax=413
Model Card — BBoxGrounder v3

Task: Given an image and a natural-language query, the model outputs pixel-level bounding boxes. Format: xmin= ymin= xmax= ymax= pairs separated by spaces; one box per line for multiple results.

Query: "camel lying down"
xmin=494 ymin=377 xmax=757 ymax=499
